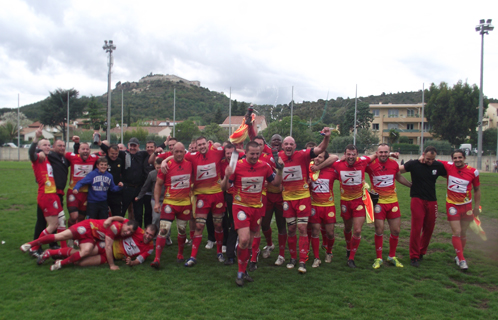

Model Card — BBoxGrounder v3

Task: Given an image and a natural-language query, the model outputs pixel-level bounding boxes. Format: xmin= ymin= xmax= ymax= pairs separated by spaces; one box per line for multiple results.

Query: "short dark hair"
xmin=322 ymin=151 xmax=329 ymax=160
xmin=451 ymin=149 xmax=466 ymax=159
xmin=96 ymin=157 xmax=108 ymax=165
xmin=224 ymin=143 xmax=235 ymax=151
xmin=169 ymin=137 xmax=178 ymax=143
xmin=126 ymin=219 xmax=139 ymax=232
xmin=253 ymin=135 xmax=266 ymax=143
xmin=109 ymin=144 xmax=119 ymax=151
xmin=345 ymin=144 xmax=357 ymax=153
xmin=196 ymin=136 xmax=207 ymax=142
xmin=305 ymin=141 xmax=316 ymax=149
xmin=146 ymin=140 xmax=156 ymax=147
xmin=146 ymin=224 xmax=158 ymax=236
xmin=245 ymin=141 xmax=260 ymax=152
xmin=424 ymin=146 xmax=437 ymax=154
xmin=155 ymin=157 xmax=163 ymax=165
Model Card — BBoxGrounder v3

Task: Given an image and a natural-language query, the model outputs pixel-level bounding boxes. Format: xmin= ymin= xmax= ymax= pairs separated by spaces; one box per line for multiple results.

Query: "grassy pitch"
xmin=0 ymin=161 xmax=497 ymax=319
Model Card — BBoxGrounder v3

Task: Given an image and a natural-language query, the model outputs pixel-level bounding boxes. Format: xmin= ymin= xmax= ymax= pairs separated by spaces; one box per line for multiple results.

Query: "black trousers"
xmin=87 ymin=201 xmax=109 ymax=220
xmin=121 ymin=185 xmax=146 ymax=228
xmin=224 ymin=193 xmax=238 ymax=259
xmin=108 ymin=192 xmax=122 ymax=217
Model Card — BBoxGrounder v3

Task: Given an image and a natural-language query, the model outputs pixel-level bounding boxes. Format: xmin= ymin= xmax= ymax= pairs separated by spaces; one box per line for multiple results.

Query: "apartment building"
xmin=369 ymin=103 xmax=433 ymax=144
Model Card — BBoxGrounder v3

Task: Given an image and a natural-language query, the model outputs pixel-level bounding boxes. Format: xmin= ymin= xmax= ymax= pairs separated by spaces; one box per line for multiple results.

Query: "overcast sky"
xmin=1 ymin=0 xmax=497 ymax=110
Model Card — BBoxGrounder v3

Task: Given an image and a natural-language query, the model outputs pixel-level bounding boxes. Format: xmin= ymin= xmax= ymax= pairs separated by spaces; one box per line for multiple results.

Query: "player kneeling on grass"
xmin=221 ymin=141 xmax=283 ymax=287
xmin=437 ymin=149 xmax=480 ymax=271
xmin=73 ymin=157 xmax=123 ymax=220
xmin=22 ymin=217 xmax=137 ymax=270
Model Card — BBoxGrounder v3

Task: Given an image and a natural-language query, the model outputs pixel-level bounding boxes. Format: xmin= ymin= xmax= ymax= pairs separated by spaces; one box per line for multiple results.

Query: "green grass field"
xmin=0 ymin=161 xmax=497 ymax=319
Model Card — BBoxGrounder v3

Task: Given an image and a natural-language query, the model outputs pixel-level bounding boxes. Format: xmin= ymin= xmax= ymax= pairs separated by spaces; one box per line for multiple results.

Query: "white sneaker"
xmin=325 ymin=253 xmax=333 ymax=263
xmin=222 ymin=245 xmax=227 ymax=253
xmin=50 ymin=260 xmax=62 ymax=271
xmin=454 ymin=256 xmax=460 ymax=266
xmin=286 ymin=258 xmax=297 ymax=269
xmin=262 ymin=244 xmax=275 ymax=259
xmin=20 ymin=243 xmax=32 ymax=252
xmin=459 ymin=260 xmax=468 ymax=271
xmin=274 ymin=255 xmax=285 ymax=266
xmin=312 ymin=258 xmax=321 ymax=268
xmin=66 ymin=239 xmax=74 ymax=248
xmin=205 ymin=240 xmax=214 ymax=249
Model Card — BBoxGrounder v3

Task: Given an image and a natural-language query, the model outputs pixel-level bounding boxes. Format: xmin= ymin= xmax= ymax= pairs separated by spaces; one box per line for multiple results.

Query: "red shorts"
xmin=446 ymin=202 xmax=474 ymax=221
xmin=374 ymin=202 xmax=401 ymax=220
xmin=232 ymin=204 xmax=262 ymax=232
xmin=266 ymin=192 xmax=283 ymax=212
xmin=160 ymin=203 xmax=192 ymax=221
xmin=67 ymin=189 xmax=88 ymax=211
xmin=283 ymin=198 xmax=312 ymax=218
xmin=38 ymin=193 xmax=63 ymax=217
xmin=340 ymin=198 xmax=366 ymax=220
xmin=309 ymin=205 xmax=337 ymax=224
xmin=69 ymin=221 xmax=96 ymax=245
xmin=195 ymin=193 xmax=225 ymax=215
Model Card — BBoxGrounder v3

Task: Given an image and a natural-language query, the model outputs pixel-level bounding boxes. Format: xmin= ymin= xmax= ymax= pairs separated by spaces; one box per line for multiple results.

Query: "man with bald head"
xmin=66 ymin=136 xmax=98 ymax=227
xmin=25 ymin=126 xmax=66 ymax=256
xmin=278 ymin=128 xmax=332 ymax=273
xmin=152 ymin=142 xmax=193 ymax=268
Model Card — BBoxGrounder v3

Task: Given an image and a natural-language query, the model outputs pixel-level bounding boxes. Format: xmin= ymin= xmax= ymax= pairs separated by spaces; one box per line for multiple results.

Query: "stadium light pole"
xmin=103 ymin=40 xmax=116 ymax=141
xmin=476 ymin=19 xmax=493 ymax=170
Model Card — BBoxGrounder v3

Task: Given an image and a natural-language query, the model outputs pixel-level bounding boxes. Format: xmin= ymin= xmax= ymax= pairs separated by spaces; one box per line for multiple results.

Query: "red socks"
xmin=389 ymin=234 xmax=399 ymax=258
xmin=190 ymin=235 xmax=203 ymax=259
xmin=155 ymin=236 xmax=167 ymax=262
xmin=349 ymin=236 xmax=361 ymax=260
xmin=61 ymin=251 xmax=81 ymax=266
xmin=298 ymin=236 xmax=309 ymax=263
xmin=177 ymin=234 xmax=187 ymax=256
xmin=288 ymin=235 xmax=297 ymax=259
xmin=237 ymin=247 xmax=249 ymax=273
xmin=215 ymin=230 xmax=224 ymax=254
xmin=375 ymin=234 xmax=383 ymax=259
xmin=452 ymin=235 xmax=465 ymax=261
xmin=251 ymin=236 xmax=261 ymax=262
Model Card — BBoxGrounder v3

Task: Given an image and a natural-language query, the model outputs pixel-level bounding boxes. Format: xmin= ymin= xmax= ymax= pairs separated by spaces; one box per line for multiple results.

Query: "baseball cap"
xmin=128 ymin=138 xmax=139 ymax=145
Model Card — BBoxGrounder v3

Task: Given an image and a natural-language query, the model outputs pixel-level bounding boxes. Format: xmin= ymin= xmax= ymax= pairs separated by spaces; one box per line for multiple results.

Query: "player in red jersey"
xmin=260 ymin=134 xmax=288 ymax=264
xmin=178 ymin=136 xmax=226 ymax=266
xmin=43 ymin=225 xmax=157 ymax=268
xmin=309 ymin=151 xmax=338 ymax=267
xmin=315 ymin=144 xmax=378 ymax=268
xmin=66 ymin=136 xmax=98 ymax=227
xmin=25 ymin=125 xmax=66 ymax=256
xmin=151 ymin=142 xmax=193 ymax=269
xmin=279 ymin=128 xmax=331 ymax=274
xmin=247 ymin=136 xmax=277 ymax=271
xmin=222 ymin=141 xmax=283 ymax=286
xmin=440 ymin=149 xmax=480 ymax=271
xmin=21 ymin=217 xmax=138 ymax=270
xmin=366 ymin=144 xmax=411 ymax=269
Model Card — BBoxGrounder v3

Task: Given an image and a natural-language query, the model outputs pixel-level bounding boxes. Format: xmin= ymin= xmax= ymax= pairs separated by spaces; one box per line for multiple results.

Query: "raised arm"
xmin=312 ymin=127 xmax=331 ymax=155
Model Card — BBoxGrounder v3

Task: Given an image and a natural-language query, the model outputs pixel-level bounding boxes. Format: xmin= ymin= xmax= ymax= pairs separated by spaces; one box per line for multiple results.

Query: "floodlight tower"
xmin=103 ymin=40 xmax=116 ymax=141
xmin=475 ymin=19 xmax=493 ymax=170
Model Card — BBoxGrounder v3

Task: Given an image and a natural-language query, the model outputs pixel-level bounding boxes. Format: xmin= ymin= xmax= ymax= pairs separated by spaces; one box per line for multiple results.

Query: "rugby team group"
xmin=19 ymin=120 xmax=480 ymax=286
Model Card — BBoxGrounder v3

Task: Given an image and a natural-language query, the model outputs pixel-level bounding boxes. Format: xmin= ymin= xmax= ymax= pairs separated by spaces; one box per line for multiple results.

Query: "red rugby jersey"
xmin=366 ymin=158 xmax=399 ymax=204
xmin=157 ymin=158 xmax=193 ymax=206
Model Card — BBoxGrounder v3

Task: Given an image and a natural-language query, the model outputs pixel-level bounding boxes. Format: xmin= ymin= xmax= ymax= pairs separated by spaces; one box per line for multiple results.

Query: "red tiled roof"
xmin=222 ymin=115 xmax=266 ymax=125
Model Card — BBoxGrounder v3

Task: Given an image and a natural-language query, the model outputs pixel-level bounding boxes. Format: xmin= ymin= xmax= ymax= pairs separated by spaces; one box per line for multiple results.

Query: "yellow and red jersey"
xmin=229 ymin=159 xmax=276 ymax=208
xmin=279 ymin=149 xmax=313 ymax=201
xmin=440 ymin=161 xmax=480 ymax=205
xmin=310 ymin=167 xmax=337 ymax=206
xmin=66 ymin=152 xmax=98 ymax=192
xmin=112 ymin=227 xmax=154 ymax=263
xmin=259 ymin=153 xmax=276 ymax=196
xmin=334 ymin=156 xmax=371 ymax=201
xmin=31 ymin=154 xmax=57 ymax=195
xmin=366 ymin=158 xmax=399 ymax=204
xmin=157 ymin=151 xmax=172 ymax=160
xmin=157 ymin=158 xmax=193 ymax=206
xmin=185 ymin=146 xmax=224 ymax=195
xmin=85 ymin=219 xmax=125 ymax=241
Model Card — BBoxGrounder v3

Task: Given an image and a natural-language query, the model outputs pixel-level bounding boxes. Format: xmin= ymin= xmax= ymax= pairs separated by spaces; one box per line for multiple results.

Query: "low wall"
xmin=0 ymin=148 xmax=30 ymax=161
